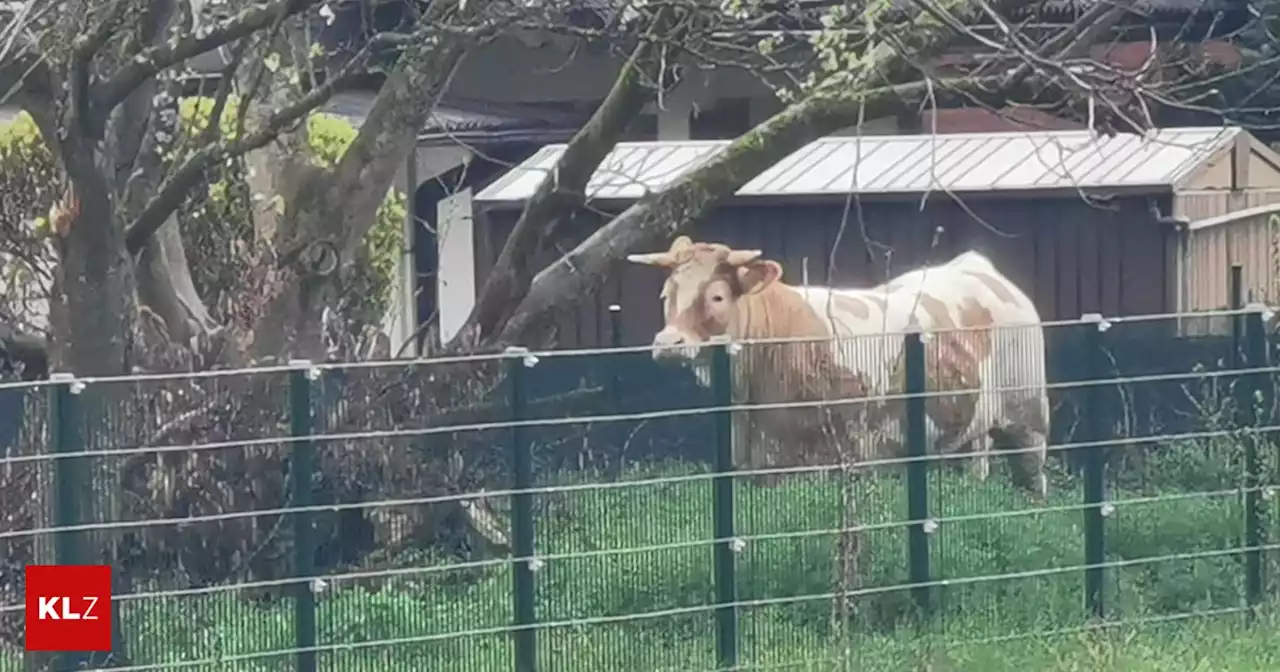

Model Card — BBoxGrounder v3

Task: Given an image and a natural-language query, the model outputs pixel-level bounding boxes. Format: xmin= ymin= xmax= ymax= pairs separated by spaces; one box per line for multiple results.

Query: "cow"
xmin=626 ymin=235 xmax=1049 ymax=501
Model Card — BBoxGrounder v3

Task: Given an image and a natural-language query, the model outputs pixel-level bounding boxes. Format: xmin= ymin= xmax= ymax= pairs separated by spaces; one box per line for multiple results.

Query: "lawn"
xmin=5 ymin=454 xmax=1278 ymax=671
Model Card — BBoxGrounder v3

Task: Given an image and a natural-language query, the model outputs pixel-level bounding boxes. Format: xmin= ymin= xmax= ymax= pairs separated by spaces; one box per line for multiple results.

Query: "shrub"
xmin=0 ymin=112 xmax=58 ymax=343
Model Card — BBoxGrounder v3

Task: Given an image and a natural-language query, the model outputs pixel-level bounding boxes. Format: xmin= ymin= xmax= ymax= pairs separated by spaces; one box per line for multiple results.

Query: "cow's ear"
xmin=737 ymin=260 xmax=783 ymax=294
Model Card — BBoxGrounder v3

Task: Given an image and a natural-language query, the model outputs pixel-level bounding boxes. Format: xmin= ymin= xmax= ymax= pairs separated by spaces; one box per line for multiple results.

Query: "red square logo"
xmin=24 ymin=565 xmax=112 ymax=652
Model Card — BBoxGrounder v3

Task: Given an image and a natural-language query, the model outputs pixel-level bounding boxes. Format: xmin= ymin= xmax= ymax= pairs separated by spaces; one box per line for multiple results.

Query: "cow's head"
xmin=627 ymin=235 xmax=783 ymax=363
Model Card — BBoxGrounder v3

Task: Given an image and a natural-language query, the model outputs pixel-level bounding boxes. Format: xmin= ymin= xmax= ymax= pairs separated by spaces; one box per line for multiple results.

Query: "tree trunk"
xmin=241 ymin=20 xmax=314 ymax=247
xmin=250 ymin=8 xmax=474 ymax=362
xmin=134 ymin=219 xmax=217 ymax=358
xmin=53 ymin=174 xmax=136 ymax=376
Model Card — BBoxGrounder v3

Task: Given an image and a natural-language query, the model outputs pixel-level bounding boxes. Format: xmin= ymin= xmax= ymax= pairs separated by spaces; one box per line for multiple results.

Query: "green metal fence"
xmin=2 ymin=307 xmax=1279 ymax=671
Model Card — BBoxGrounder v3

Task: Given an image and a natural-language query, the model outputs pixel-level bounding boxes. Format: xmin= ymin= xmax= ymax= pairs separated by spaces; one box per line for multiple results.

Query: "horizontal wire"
xmin=3 ymin=421 xmax=1276 ymax=542
xmin=2 ymin=361 xmax=1276 ymax=468
xmin=0 ymin=482 xmax=1266 ymax=613
xmin=0 ymin=304 xmax=1268 ymax=392
xmin=64 ymin=542 xmax=1280 ymax=672
xmin=3 ymin=418 xmax=1275 ymax=542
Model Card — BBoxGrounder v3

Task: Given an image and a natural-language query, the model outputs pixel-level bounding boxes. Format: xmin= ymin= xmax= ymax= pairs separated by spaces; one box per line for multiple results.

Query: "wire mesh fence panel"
xmin=1101 ymin=315 xmax=1253 ymax=625
xmin=729 ymin=332 xmax=911 ymax=670
xmin=307 ymin=357 xmax=514 ymax=672
xmin=8 ymin=306 xmax=1280 ymax=670
xmin=113 ymin=371 xmax=295 ymax=671
xmin=527 ymin=349 xmax=718 ymax=672
xmin=28 ymin=371 xmax=296 ymax=671
xmin=0 ymin=380 xmax=49 ymax=669
xmin=923 ymin=319 xmax=1087 ymax=642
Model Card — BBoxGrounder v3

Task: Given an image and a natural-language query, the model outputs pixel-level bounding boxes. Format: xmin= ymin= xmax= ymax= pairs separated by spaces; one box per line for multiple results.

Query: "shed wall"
xmin=1172 ymin=190 xmax=1280 ymax=336
xmin=1175 ymin=189 xmax=1280 ymax=220
xmin=477 ymin=195 xmax=1172 ymax=349
xmin=1184 ymin=215 xmax=1279 ymax=311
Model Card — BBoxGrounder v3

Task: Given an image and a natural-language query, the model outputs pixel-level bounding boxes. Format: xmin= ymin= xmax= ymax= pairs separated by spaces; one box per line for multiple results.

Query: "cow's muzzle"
xmin=651 ymin=328 xmax=700 ymax=363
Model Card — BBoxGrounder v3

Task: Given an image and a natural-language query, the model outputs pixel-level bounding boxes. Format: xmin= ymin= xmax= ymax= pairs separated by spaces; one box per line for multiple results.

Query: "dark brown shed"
xmin=469 ymin=127 xmax=1280 ymax=348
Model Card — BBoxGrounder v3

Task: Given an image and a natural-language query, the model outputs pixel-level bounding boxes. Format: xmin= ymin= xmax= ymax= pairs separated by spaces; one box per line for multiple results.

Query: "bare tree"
xmin=0 ymin=0 xmax=550 ymax=377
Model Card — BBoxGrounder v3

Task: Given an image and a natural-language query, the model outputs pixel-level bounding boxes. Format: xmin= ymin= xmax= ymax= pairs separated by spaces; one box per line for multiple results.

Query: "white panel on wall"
xmin=437 ymin=187 xmax=476 ymax=345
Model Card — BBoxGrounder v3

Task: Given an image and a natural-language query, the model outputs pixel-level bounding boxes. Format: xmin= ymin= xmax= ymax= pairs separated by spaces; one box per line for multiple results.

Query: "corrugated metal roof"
xmin=476 ymin=127 xmax=1242 ymax=204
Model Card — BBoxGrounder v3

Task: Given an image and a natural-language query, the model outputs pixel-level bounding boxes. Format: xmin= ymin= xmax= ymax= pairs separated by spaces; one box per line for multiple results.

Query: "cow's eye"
xmin=710 ymin=294 xmax=724 ymax=303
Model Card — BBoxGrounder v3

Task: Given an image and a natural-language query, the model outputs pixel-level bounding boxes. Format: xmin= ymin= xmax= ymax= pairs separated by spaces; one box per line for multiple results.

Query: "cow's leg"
xmin=942 ymin=439 xmax=972 ymax=476
xmin=932 ymin=430 xmax=985 ymax=482
xmin=990 ymin=396 xmax=1050 ymax=501
xmin=968 ymin=435 xmax=992 ymax=483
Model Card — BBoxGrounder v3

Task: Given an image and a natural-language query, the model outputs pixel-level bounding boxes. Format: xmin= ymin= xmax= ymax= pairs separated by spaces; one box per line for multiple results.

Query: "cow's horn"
xmin=627 ymin=251 xmax=677 ymax=267
xmin=725 ymin=249 xmax=763 ymax=266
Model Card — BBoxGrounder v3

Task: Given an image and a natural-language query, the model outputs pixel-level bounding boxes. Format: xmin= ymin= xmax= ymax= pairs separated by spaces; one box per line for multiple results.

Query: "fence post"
xmin=506 ymin=347 xmax=538 ymax=672
xmin=288 ymin=361 xmax=318 ymax=672
xmin=47 ymin=372 xmax=90 ymax=670
xmin=1079 ymin=314 xmax=1109 ymax=621
xmin=902 ymin=328 xmax=931 ymax=617
xmin=608 ymin=305 xmax=623 ymax=406
xmin=709 ymin=340 xmax=738 ymax=669
xmin=1241 ymin=303 xmax=1270 ymax=616
xmin=607 ymin=304 xmax=625 ymax=475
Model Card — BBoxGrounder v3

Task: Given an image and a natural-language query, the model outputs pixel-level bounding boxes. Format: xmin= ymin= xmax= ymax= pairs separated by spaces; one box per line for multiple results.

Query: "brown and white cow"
xmin=627 ymin=235 xmax=1049 ymax=500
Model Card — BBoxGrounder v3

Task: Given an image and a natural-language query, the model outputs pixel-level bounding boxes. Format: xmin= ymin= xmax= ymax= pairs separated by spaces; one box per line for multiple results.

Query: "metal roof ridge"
xmin=533 ymin=126 xmax=1248 ymax=150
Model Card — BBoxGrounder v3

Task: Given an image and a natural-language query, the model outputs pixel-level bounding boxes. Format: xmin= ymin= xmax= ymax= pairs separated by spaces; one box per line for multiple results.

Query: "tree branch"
xmin=124 ymin=61 xmax=364 ymax=253
xmin=496 ymin=74 xmax=978 ymax=345
xmin=95 ymin=0 xmax=321 ymax=114
xmin=322 ymin=0 xmax=485 ymax=252
xmin=995 ymin=0 xmax=1135 ymax=89
xmin=497 ymin=0 xmax=1140 ymax=346
xmin=232 ymin=5 xmax=293 ymax=142
xmin=0 ymin=33 xmax=47 ymax=109
xmin=71 ymin=0 xmax=131 ymax=64
xmin=66 ymin=0 xmax=133 ymax=139
xmin=199 ymin=38 xmax=250 ymax=146
xmin=492 ymin=0 xmax=977 ymax=345
xmin=462 ymin=6 xmax=683 ymax=342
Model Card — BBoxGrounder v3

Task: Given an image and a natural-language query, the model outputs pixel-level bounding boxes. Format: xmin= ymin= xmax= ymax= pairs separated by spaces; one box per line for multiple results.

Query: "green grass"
xmin=6 ymin=456 xmax=1279 ymax=671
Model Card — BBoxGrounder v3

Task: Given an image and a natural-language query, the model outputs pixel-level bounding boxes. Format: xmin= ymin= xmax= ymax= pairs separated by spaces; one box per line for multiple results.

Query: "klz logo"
xmin=25 ymin=565 xmax=112 ymax=652
xmin=37 ymin=596 xmax=101 ymax=620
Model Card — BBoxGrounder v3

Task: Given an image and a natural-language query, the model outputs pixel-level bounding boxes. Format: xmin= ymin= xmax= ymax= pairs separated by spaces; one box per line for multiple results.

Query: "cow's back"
xmin=905 ymin=253 xmax=1049 ymax=449
xmin=849 ymin=252 xmax=1049 ymax=451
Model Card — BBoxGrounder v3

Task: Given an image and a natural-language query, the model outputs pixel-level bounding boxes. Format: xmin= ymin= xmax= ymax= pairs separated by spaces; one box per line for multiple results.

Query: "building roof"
xmin=476 ymin=127 xmax=1262 ymax=205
